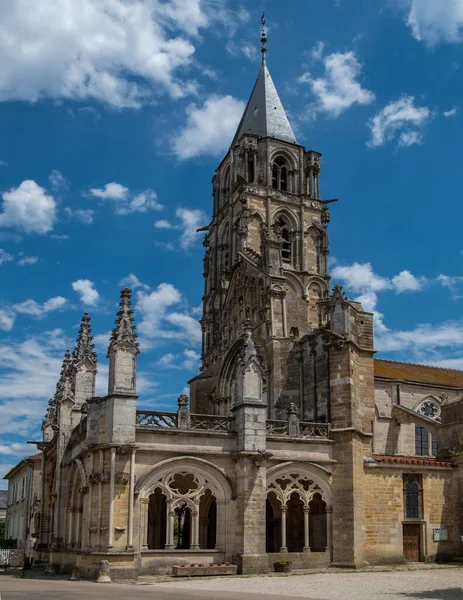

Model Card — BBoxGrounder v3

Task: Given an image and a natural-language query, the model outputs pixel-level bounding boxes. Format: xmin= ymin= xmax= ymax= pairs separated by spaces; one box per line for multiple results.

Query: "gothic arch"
xmin=136 ymin=456 xmax=233 ymax=504
xmin=284 ymin=272 xmax=304 ymax=297
xmin=266 ymin=462 xmax=332 ymax=507
xmin=271 ymin=208 xmax=298 ymax=232
xmin=269 ymin=148 xmax=297 ymax=170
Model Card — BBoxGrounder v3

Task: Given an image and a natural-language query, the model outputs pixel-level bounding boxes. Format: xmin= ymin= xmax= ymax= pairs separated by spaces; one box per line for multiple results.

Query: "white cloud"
xmin=300 ymin=51 xmax=375 ymax=118
xmin=0 ymin=442 xmax=33 ymax=456
xmin=0 ymin=249 xmax=39 ymax=266
xmin=311 ymin=41 xmax=325 ymax=61
xmin=173 ymin=94 xmax=245 ymax=159
xmin=13 ymin=296 xmax=68 ymax=318
xmin=332 ymin=262 xmax=427 ymax=335
xmin=437 ymin=274 xmax=463 ymax=299
xmin=166 ymin=313 xmax=202 ymax=343
xmin=65 ymin=207 xmax=94 ymax=224
xmin=136 ymin=283 xmax=200 ymax=344
xmin=119 ymin=273 xmax=150 ymax=290
xmin=406 ymin=0 xmax=463 ymax=47
xmin=137 ymin=283 xmax=182 ymax=338
xmin=0 ymin=248 xmax=13 ymax=265
xmin=443 ymin=106 xmax=457 ymax=117
xmin=368 ymin=96 xmax=432 ymax=148
xmin=154 ymin=219 xmax=174 ymax=229
xmin=176 ymin=207 xmax=206 ymax=249
xmin=48 ymin=169 xmax=68 ymax=191
xmin=0 ymin=0 xmax=212 ymax=108
xmin=89 ymin=183 xmax=163 ymax=214
xmin=72 ymin=279 xmax=99 ymax=305
xmin=122 ymin=190 xmax=163 ymax=215
xmin=156 ymin=348 xmax=200 ymax=370
xmin=391 ymin=269 xmax=426 ymax=292
xmin=17 ymin=255 xmax=38 ymax=266
xmin=377 ymin=320 xmax=463 ymax=355
xmin=225 ymin=40 xmax=259 ymax=62
xmin=0 ymin=180 xmax=57 ymax=234
xmin=0 ymin=307 xmax=15 ymax=331
xmin=332 ymin=262 xmax=391 ymax=293
xmin=90 ymin=182 xmax=129 ymax=200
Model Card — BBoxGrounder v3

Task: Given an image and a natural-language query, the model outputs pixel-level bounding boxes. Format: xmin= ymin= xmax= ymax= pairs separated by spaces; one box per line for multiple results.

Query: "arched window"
xmin=223 ymin=166 xmax=231 ymax=199
xmin=247 ymin=151 xmax=255 ymax=183
xmin=276 ymin=217 xmax=292 ymax=264
xmin=272 ymin=156 xmax=289 ymax=191
xmin=403 ymin=474 xmax=422 ymax=519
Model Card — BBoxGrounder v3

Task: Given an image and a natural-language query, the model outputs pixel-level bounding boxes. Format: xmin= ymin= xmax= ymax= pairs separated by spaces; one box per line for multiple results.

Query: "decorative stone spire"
xmin=73 ymin=313 xmax=97 ymax=365
xmin=107 ymin=288 xmax=140 ymax=356
xmin=55 ymin=349 xmax=74 ymax=404
xmin=72 ymin=313 xmax=98 ymax=406
xmin=107 ymin=288 xmax=140 ymax=396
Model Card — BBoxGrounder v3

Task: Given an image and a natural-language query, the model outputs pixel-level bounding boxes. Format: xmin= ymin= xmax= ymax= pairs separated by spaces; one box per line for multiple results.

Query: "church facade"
xmin=5 ymin=41 xmax=463 ymax=578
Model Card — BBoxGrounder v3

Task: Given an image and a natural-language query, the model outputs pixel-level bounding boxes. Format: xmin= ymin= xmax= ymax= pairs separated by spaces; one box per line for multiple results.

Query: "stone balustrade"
xmin=136 ymin=395 xmax=234 ymax=434
xmin=266 ymin=403 xmax=330 ymax=439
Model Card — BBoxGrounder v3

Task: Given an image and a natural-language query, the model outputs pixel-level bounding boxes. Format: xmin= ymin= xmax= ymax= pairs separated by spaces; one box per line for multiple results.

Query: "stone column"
xmin=98 ymin=450 xmax=104 ymax=549
xmin=280 ymin=506 xmax=288 ymax=552
xmin=75 ymin=509 xmax=81 ymax=548
xmin=165 ymin=503 xmax=174 ymax=549
xmin=127 ymin=448 xmax=136 ymax=549
xmin=303 ymin=506 xmax=311 ymax=552
xmin=67 ymin=509 xmax=73 ymax=546
xmin=191 ymin=508 xmax=200 ymax=549
xmin=326 ymin=506 xmax=333 ymax=555
xmin=140 ymin=497 xmax=149 ymax=551
xmin=107 ymin=447 xmax=116 ymax=549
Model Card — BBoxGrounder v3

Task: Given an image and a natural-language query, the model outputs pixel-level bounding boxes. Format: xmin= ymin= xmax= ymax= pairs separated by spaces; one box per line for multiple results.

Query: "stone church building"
xmin=5 ymin=38 xmax=463 ymax=578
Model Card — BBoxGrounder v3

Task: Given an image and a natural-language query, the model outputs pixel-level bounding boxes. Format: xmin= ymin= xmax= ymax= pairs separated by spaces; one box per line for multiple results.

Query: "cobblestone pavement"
xmin=153 ymin=567 xmax=463 ymax=599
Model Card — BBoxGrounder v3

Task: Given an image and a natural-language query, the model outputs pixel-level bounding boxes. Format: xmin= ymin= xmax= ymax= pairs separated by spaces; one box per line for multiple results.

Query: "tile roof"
xmin=374 ymin=358 xmax=463 ymax=388
xmin=372 ymin=455 xmax=453 ymax=468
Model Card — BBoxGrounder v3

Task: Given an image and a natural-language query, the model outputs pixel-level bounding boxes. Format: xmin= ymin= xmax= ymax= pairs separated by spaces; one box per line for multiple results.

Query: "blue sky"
xmin=1 ymin=0 xmax=463 ymax=486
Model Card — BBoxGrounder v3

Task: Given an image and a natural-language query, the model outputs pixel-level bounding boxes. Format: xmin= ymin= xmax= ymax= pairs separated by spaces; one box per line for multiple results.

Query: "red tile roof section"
xmin=372 ymin=455 xmax=452 ymax=468
xmin=374 ymin=358 xmax=463 ymax=387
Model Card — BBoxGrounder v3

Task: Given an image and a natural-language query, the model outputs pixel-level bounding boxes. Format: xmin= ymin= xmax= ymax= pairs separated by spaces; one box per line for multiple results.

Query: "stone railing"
xmin=136 ymin=395 xmax=234 ymax=434
xmin=136 ymin=411 xmax=177 ymax=428
xmin=190 ymin=414 xmax=233 ymax=433
xmin=266 ymin=403 xmax=330 ymax=440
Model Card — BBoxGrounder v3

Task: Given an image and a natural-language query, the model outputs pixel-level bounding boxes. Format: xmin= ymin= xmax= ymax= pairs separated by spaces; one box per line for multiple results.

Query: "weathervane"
xmin=260 ymin=12 xmax=267 ymax=65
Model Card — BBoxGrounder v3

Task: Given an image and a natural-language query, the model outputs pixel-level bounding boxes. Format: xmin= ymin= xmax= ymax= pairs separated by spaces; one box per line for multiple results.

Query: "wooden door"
xmin=403 ymin=524 xmax=421 ymax=562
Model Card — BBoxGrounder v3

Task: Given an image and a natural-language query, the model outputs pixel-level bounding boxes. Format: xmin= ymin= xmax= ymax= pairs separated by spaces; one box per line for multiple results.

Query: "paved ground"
xmin=1 ymin=567 xmax=462 ymax=600
xmin=156 ymin=567 xmax=463 ymax=599
xmin=0 ymin=575 xmax=289 ymax=600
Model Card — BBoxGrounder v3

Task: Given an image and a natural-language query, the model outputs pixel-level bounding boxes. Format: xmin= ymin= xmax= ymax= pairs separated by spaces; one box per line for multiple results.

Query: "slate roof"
xmin=374 ymin=358 xmax=463 ymax=388
xmin=232 ymin=64 xmax=297 ymax=146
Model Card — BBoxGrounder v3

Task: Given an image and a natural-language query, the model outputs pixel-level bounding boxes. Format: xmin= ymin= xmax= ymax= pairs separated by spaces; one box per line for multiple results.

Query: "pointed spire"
xmin=231 ymin=20 xmax=297 ymax=147
xmin=107 ymin=288 xmax=140 ymax=356
xmin=260 ymin=12 xmax=267 ymax=67
xmin=73 ymin=312 xmax=97 ymax=365
xmin=54 ymin=349 xmax=74 ymax=403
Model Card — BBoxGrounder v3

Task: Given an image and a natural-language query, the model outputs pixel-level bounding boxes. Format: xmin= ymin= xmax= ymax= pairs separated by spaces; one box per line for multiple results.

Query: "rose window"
xmin=418 ymin=400 xmax=440 ymax=420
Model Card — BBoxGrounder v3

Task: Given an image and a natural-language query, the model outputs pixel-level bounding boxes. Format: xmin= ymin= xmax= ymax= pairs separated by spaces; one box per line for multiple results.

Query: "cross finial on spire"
xmin=260 ymin=12 xmax=267 ymax=66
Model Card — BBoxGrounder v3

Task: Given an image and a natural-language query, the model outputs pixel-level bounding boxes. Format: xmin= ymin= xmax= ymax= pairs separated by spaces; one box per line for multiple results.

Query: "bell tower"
xmin=190 ymin=21 xmax=332 ymax=419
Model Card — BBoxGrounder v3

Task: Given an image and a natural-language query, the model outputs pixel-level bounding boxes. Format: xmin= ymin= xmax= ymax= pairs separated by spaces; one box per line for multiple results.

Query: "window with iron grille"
xmin=403 ymin=474 xmax=423 ymax=519
xmin=415 ymin=425 xmax=429 ymax=456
